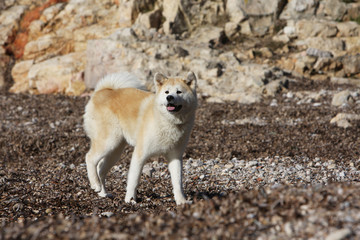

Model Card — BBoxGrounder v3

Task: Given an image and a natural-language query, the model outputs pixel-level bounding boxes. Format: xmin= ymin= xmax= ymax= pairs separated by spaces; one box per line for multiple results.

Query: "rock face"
xmin=0 ymin=0 xmax=360 ymax=103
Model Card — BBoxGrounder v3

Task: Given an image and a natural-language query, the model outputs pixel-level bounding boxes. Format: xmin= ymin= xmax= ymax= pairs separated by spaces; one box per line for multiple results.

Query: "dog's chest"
xmin=148 ymin=124 xmax=188 ymax=154
xmin=159 ymin=126 xmax=184 ymax=145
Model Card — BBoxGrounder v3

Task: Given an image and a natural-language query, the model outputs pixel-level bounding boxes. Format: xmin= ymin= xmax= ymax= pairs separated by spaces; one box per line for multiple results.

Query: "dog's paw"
xmin=174 ymin=193 xmax=192 ymax=205
xmin=98 ymin=191 xmax=112 ymax=198
xmin=125 ymin=196 xmax=137 ymax=204
xmin=175 ymin=198 xmax=192 ymax=205
xmin=91 ymin=184 xmax=101 ymax=193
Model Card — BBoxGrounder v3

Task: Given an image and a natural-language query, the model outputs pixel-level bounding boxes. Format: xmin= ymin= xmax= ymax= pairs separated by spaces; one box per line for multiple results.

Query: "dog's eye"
xmin=165 ymin=91 xmax=169 ymax=94
xmin=177 ymin=90 xmax=182 ymax=94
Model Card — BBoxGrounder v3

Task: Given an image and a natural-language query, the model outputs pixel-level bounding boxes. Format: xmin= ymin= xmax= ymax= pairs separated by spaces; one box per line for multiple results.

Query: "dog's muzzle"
xmin=166 ymin=95 xmax=182 ymax=112
xmin=166 ymin=103 xmax=182 ymax=112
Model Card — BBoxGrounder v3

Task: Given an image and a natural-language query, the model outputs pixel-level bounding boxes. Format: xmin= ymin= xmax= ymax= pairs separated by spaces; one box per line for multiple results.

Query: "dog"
xmin=83 ymin=71 xmax=197 ymax=205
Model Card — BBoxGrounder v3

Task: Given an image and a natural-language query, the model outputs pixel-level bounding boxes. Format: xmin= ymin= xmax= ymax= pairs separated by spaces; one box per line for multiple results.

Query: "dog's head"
xmin=154 ymin=72 xmax=197 ymax=122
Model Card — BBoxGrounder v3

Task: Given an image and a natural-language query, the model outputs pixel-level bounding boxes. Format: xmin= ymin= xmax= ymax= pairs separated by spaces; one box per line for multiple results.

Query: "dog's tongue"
xmin=167 ymin=106 xmax=176 ymax=111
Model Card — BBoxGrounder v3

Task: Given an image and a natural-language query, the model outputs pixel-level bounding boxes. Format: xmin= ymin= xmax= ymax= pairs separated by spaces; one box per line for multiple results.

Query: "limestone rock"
xmin=3 ymin=0 xmax=359 ymax=100
xmin=342 ymin=37 xmax=360 ymax=52
xmin=84 ymin=38 xmax=176 ymax=89
xmin=272 ymin=34 xmax=290 ymax=43
xmin=116 ymin=0 xmax=137 ymax=27
xmin=331 ymin=90 xmax=354 ymax=107
xmin=10 ymin=60 xmax=34 ymax=93
xmin=136 ymin=9 xmax=162 ymax=30
xmin=28 ymin=20 xmax=46 ymax=39
xmin=20 ymin=52 xmax=85 ymax=93
xmin=284 ymin=25 xmax=296 ymax=36
xmin=240 ymin=0 xmax=282 ymax=16
xmin=312 ymin=57 xmax=339 ymax=73
xmin=162 ymin=0 xmax=191 ymax=35
xmin=331 ymin=77 xmax=360 ymax=86
xmin=336 ymin=21 xmax=360 ymax=37
xmin=345 ymin=3 xmax=360 ymax=21
xmin=296 ymin=37 xmax=345 ymax=53
xmin=295 ymin=19 xmax=338 ymax=39
xmin=190 ymin=26 xmax=224 ymax=45
xmin=84 ymin=32 xmax=288 ymax=104
xmin=224 ymin=22 xmax=240 ymax=40
xmin=226 ymin=0 xmax=287 ymax=36
xmin=318 ymin=0 xmax=347 ymax=21
xmin=247 ymin=16 xmax=274 ymax=36
xmin=341 ymin=54 xmax=360 ymax=76
xmin=72 ymin=24 xmax=118 ymax=52
xmin=40 ymin=3 xmax=65 ymax=23
xmin=202 ymin=63 xmax=288 ymax=104
xmin=85 ymin=39 xmax=143 ymax=89
xmin=109 ymin=27 xmax=138 ymax=42
xmin=295 ymin=19 xmax=359 ymax=40
xmin=0 ymin=5 xmax=28 ymax=45
xmin=27 ymin=3 xmax=65 ymax=40
xmin=330 ymin=113 xmax=360 ymax=128
xmin=280 ymin=0 xmax=318 ymax=20
xmin=23 ymin=33 xmax=58 ymax=60
xmin=226 ymin=0 xmax=247 ymax=24
xmin=194 ymin=0 xmax=226 ymax=26
xmin=306 ymin=48 xmax=333 ymax=58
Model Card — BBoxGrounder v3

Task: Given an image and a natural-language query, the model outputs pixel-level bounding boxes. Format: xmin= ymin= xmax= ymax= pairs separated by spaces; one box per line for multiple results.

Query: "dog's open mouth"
xmin=166 ymin=103 xmax=182 ymax=113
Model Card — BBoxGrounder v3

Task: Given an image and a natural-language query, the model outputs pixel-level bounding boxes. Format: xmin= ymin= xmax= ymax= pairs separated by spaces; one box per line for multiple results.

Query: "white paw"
xmin=98 ymin=191 xmax=112 ymax=198
xmin=125 ymin=196 xmax=137 ymax=204
xmin=90 ymin=184 xmax=101 ymax=192
xmin=175 ymin=197 xmax=192 ymax=205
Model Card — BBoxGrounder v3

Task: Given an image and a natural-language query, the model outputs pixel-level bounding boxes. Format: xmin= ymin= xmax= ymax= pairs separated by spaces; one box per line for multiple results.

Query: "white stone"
xmin=325 ymin=228 xmax=352 ymax=240
xmin=142 ymin=164 xmax=155 ymax=178
xmin=284 ymin=26 xmax=296 ymax=36
xmin=331 ymin=90 xmax=354 ymax=106
xmin=226 ymin=0 xmax=246 ymax=24
xmin=330 ymin=113 xmax=360 ymax=128
xmin=101 ymin=212 xmax=114 ymax=218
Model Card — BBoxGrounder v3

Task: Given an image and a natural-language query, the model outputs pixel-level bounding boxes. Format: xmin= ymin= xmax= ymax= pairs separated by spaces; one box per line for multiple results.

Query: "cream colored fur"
xmin=83 ymin=71 xmax=197 ymax=205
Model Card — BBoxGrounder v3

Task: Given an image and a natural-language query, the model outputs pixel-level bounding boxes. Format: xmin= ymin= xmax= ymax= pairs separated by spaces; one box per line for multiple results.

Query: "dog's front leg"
xmin=167 ymin=152 xmax=188 ymax=205
xmin=125 ymin=150 xmax=146 ymax=203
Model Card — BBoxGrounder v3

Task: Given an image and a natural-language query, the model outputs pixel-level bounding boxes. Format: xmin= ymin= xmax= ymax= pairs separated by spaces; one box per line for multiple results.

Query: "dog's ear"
xmin=154 ymin=72 xmax=167 ymax=91
xmin=185 ymin=71 xmax=197 ymax=89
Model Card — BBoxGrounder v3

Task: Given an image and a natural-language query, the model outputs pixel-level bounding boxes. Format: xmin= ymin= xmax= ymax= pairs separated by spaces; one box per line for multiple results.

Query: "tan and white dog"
xmin=83 ymin=71 xmax=197 ymax=205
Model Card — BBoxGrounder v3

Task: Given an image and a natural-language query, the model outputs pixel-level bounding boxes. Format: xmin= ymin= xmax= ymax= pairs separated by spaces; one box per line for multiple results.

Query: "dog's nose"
xmin=166 ymin=95 xmax=174 ymax=101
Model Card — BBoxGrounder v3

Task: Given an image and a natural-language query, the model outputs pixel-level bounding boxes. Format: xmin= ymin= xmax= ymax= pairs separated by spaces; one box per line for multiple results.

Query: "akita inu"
xmin=83 ymin=71 xmax=197 ymax=205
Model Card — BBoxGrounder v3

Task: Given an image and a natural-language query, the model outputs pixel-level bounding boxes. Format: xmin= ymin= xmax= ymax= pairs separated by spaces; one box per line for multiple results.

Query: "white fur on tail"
xmin=95 ymin=72 xmax=146 ymax=92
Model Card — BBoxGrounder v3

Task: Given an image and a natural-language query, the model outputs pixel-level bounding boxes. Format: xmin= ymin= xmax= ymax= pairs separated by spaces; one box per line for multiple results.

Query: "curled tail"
xmin=94 ymin=72 xmax=146 ymax=92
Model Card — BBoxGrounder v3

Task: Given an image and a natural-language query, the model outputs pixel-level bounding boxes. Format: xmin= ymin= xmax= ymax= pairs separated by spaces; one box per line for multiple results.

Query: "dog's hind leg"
xmin=86 ymin=136 xmax=123 ymax=195
xmin=86 ymin=145 xmax=104 ymax=193
xmin=97 ymin=140 xmax=126 ymax=197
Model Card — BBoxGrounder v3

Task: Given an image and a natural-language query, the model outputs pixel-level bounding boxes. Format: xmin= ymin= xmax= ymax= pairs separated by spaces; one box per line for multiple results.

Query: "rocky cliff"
xmin=0 ymin=0 xmax=359 ymax=103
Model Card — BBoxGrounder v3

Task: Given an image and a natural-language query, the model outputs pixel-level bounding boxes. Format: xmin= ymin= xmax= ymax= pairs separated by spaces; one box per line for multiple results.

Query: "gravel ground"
xmin=1 ymin=77 xmax=360 ymax=239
